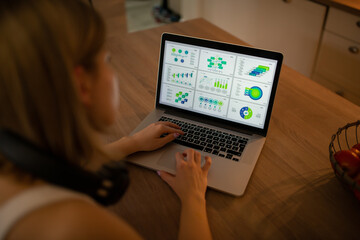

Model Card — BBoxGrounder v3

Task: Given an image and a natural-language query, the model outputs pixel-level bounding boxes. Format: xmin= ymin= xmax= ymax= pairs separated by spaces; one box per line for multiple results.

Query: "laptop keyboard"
xmin=159 ymin=116 xmax=249 ymax=162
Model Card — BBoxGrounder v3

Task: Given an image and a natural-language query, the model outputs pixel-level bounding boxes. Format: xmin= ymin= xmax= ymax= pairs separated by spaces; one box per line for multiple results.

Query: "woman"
xmin=0 ymin=0 xmax=212 ymax=239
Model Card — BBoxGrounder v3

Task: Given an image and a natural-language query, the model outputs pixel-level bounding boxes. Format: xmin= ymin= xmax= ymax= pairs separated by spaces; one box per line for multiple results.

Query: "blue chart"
xmin=240 ymin=107 xmax=253 ymax=119
xmin=235 ymin=57 xmax=275 ymax=84
xmin=198 ymin=50 xmax=236 ymax=76
xmin=248 ymin=65 xmax=269 ymax=77
xmin=161 ymin=84 xmax=194 ymax=109
xmin=193 ymin=92 xmax=228 ymax=117
xmin=165 ymin=44 xmax=199 ymax=68
xmin=172 ymin=48 xmax=189 ymax=63
xmin=165 ymin=65 xmax=196 ymax=88
xmin=244 ymin=86 xmax=263 ymax=100
xmin=231 ymin=79 xmax=269 ymax=105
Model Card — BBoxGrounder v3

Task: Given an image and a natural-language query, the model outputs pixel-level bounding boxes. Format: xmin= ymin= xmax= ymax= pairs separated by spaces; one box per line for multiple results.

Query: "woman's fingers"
xmin=159 ymin=132 xmax=181 ymax=145
xmin=158 ymin=124 xmax=184 ymax=136
xmin=202 ymin=156 xmax=212 ymax=175
xmin=183 ymin=149 xmax=196 ymax=164
xmin=194 ymin=151 xmax=201 ymax=166
xmin=175 ymin=151 xmax=185 ymax=169
xmin=156 ymin=121 xmax=181 ymax=129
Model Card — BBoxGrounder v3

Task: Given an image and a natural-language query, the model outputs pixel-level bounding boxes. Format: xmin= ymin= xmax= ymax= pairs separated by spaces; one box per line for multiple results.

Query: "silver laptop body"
xmin=127 ymin=33 xmax=283 ymax=196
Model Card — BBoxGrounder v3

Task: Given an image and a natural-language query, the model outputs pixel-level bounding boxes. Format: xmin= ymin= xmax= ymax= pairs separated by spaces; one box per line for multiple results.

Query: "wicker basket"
xmin=329 ymin=120 xmax=360 ymax=197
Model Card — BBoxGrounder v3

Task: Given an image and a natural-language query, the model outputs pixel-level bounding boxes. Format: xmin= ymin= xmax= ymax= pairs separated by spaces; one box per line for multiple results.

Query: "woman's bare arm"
xmin=159 ymin=149 xmax=212 ymax=240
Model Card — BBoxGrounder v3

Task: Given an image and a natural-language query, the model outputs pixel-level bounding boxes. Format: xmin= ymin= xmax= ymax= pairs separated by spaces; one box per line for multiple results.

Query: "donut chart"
xmin=245 ymin=86 xmax=263 ymax=100
xmin=240 ymin=107 xmax=253 ymax=119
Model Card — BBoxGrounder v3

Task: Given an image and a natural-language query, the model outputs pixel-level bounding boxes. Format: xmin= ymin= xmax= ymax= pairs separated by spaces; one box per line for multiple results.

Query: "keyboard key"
xmin=204 ymin=148 xmax=212 ymax=153
xmin=158 ymin=117 xmax=249 ymax=159
xmin=227 ymin=149 xmax=241 ymax=156
xmin=212 ymin=149 xmax=219 ymax=155
xmin=173 ymin=139 xmax=204 ymax=151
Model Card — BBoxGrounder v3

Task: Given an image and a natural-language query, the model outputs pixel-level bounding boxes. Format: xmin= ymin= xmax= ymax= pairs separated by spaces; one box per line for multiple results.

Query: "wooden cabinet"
xmin=201 ymin=0 xmax=326 ymax=77
xmin=312 ymin=7 xmax=360 ymax=105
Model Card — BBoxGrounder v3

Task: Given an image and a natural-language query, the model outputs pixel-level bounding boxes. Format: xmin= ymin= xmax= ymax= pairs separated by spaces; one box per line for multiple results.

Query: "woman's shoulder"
xmin=6 ymin=194 xmax=142 ymax=240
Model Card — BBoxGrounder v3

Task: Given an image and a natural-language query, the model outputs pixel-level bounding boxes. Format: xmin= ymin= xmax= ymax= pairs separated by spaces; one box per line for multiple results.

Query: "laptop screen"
xmin=157 ymin=34 xmax=282 ymax=134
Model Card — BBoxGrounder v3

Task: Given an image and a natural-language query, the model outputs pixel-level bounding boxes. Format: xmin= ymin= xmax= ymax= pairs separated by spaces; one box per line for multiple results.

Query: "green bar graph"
xmin=214 ymin=80 xmax=228 ymax=89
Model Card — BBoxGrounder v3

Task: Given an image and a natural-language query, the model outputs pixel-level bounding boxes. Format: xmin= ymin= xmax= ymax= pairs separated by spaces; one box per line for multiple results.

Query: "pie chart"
xmin=240 ymin=107 xmax=253 ymax=119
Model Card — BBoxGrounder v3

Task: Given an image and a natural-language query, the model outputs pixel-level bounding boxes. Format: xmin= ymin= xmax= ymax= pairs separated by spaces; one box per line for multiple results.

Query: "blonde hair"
xmin=0 ymin=0 xmax=106 ymax=172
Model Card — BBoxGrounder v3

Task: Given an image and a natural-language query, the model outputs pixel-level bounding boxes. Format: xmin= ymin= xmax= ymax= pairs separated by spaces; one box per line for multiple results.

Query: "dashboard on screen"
xmin=158 ymin=40 xmax=278 ymax=130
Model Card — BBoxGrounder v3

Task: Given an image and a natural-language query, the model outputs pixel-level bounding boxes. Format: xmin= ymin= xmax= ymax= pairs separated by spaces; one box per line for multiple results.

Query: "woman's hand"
xmin=158 ymin=149 xmax=212 ymax=240
xmin=158 ymin=148 xmax=212 ymax=204
xmin=131 ymin=121 xmax=184 ymax=152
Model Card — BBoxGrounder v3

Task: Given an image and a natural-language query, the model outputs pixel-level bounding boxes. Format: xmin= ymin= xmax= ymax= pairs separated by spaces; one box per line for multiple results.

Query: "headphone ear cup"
xmin=95 ymin=161 xmax=130 ymax=206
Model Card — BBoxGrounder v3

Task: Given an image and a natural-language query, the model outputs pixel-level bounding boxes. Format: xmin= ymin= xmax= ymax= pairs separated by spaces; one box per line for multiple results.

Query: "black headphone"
xmin=0 ymin=129 xmax=129 ymax=206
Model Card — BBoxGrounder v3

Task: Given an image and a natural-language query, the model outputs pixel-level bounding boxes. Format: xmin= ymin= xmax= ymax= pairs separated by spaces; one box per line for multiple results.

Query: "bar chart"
xmin=196 ymin=71 xmax=232 ymax=96
xmin=235 ymin=56 xmax=276 ymax=84
xmin=164 ymin=64 xmax=196 ymax=88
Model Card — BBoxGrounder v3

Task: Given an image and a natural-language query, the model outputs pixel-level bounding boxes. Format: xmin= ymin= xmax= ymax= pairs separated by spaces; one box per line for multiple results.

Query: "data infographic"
xmin=159 ymin=41 xmax=278 ymax=129
xmin=196 ymin=71 xmax=232 ymax=97
xmin=164 ymin=43 xmax=200 ymax=69
xmin=163 ymin=64 xmax=197 ymax=88
xmin=198 ymin=50 xmax=236 ymax=76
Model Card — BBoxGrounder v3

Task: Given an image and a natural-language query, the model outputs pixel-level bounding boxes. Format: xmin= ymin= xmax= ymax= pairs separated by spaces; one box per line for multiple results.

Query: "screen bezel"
xmin=155 ymin=33 xmax=283 ymax=137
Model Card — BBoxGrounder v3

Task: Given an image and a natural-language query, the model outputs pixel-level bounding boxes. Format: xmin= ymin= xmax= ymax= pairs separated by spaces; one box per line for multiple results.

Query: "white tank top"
xmin=0 ymin=185 xmax=94 ymax=240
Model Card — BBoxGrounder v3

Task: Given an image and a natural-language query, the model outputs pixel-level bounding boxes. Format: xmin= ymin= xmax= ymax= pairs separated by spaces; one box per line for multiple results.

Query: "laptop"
xmin=127 ymin=33 xmax=283 ymax=196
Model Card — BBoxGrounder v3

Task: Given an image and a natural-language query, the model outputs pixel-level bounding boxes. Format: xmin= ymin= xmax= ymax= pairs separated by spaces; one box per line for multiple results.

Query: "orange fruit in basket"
xmin=334 ymin=150 xmax=360 ymax=177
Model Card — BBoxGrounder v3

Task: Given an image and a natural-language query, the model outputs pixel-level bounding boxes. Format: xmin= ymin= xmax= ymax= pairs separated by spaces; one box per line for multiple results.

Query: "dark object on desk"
xmin=0 ymin=129 xmax=129 ymax=206
xmin=329 ymin=120 xmax=360 ymax=200
xmin=152 ymin=0 xmax=180 ymax=23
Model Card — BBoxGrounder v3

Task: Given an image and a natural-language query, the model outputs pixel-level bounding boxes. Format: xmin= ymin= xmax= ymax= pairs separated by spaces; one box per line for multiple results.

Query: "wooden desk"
xmin=98 ymin=4 xmax=360 ymax=238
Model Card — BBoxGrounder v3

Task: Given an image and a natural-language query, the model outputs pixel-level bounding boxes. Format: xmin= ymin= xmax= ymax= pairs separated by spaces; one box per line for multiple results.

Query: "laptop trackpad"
xmin=156 ymin=145 xmax=182 ymax=172
xmin=157 ymin=144 xmax=206 ymax=173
